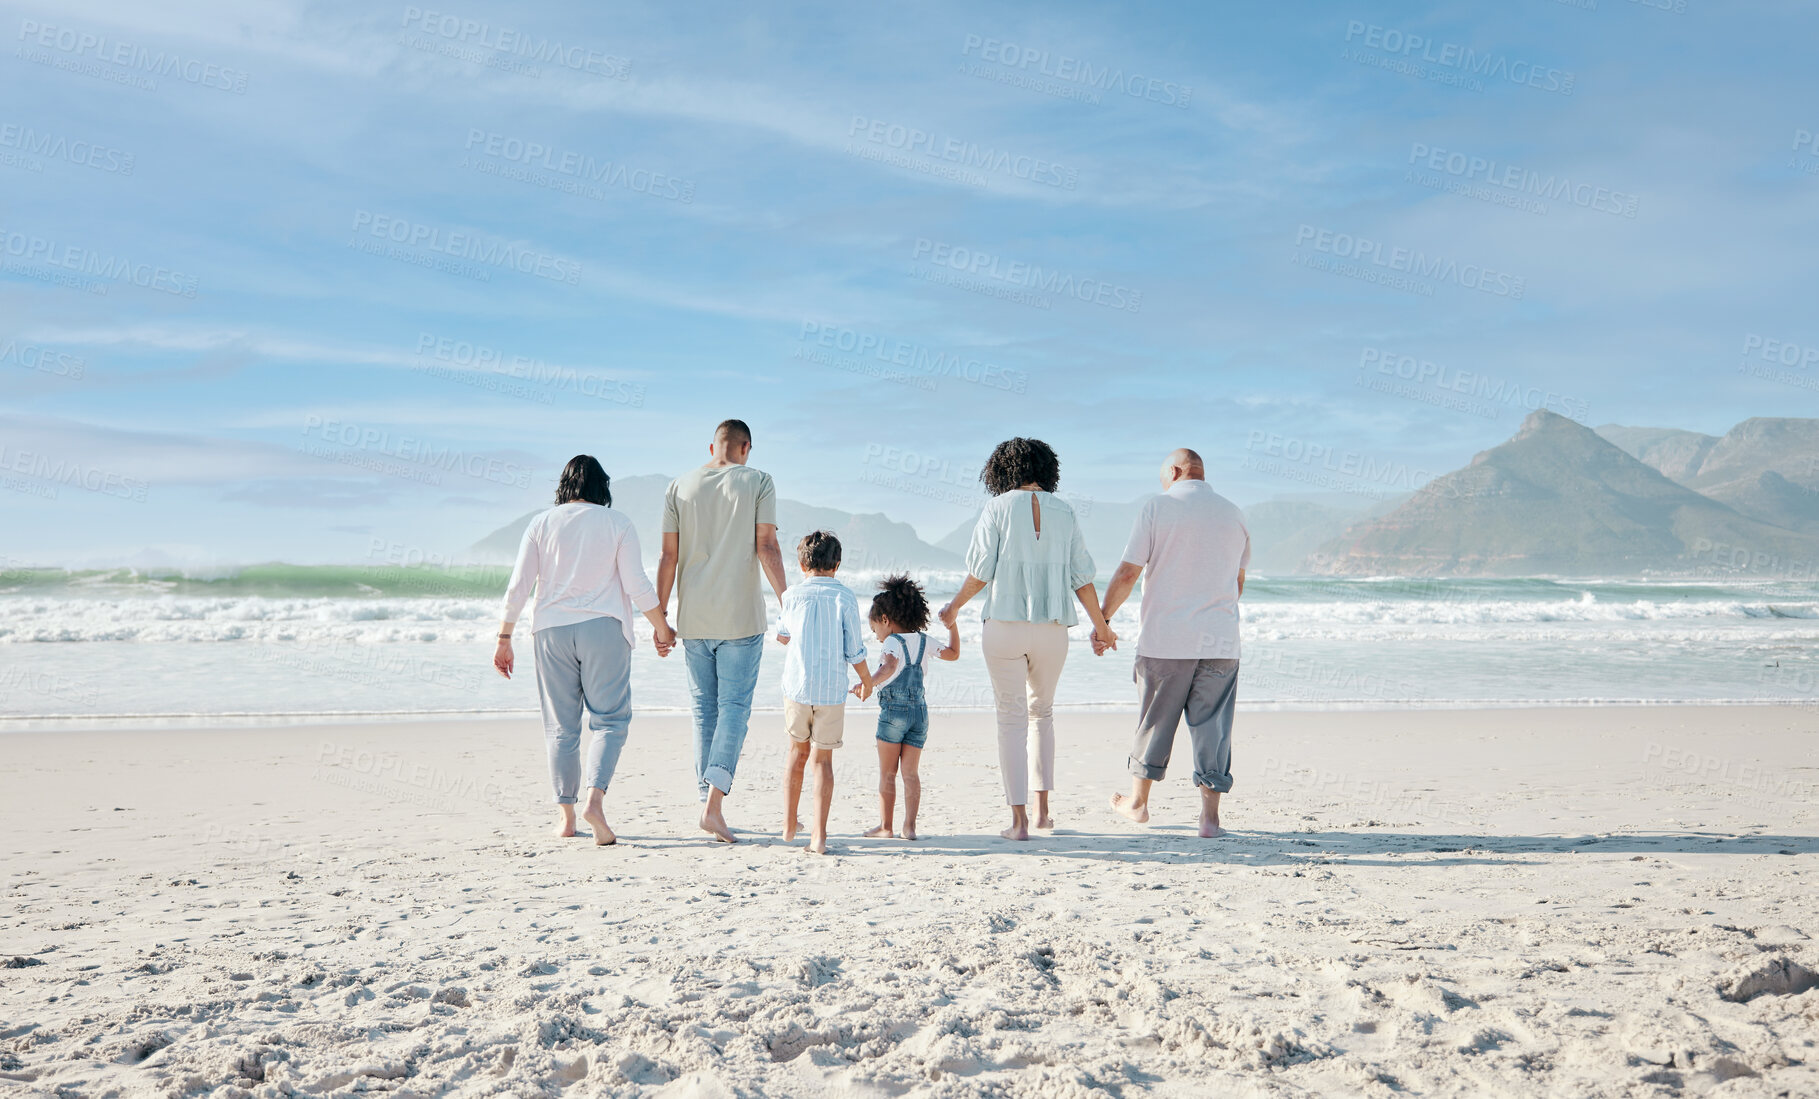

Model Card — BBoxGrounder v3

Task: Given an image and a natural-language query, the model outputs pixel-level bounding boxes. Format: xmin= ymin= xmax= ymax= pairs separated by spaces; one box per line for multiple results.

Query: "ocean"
xmin=2 ymin=567 xmax=1817 ymax=725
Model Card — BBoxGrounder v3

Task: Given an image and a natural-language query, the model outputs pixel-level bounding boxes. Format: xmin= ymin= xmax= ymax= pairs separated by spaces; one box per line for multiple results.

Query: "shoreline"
xmin=1 ymin=697 xmax=1814 ymax=734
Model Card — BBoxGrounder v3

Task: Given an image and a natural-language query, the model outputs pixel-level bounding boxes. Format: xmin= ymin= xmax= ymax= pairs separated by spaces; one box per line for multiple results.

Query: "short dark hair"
xmin=555 ymin=455 xmax=611 ymax=506
xmin=980 ymin=437 xmax=1060 ymax=495
xmin=797 ymin=530 xmax=841 ymax=572
xmin=870 ymin=575 xmax=930 ymax=632
xmin=715 ymin=419 xmax=752 ymax=449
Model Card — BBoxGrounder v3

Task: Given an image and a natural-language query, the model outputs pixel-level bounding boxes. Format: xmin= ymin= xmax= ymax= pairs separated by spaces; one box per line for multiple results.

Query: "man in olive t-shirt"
xmin=658 ymin=419 xmax=788 ymax=843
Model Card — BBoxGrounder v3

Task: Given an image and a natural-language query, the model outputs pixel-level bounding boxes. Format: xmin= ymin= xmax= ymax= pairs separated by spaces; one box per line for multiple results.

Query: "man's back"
xmin=1123 ymin=480 xmax=1250 ymax=660
xmin=663 ymin=464 xmax=777 ymax=640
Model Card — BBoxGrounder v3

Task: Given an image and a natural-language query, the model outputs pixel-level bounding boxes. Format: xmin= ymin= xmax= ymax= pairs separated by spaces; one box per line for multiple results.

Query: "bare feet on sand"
xmin=1110 ymin=793 xmax=1150 ymax=824
xmin=807 ymin=833 xmax=828 ymax=855
xmin=554 ymin=808 xmax=578 ymax=838
xmin=581 ymin=806 xmax=616 ymax=846
xmin=1035 ymin=814 xmax=1055 ymax=831
xmin=1000 ymin=824 xmax=1029 ymax=841
xmin=1199 ymin=816 xmax=1227 ymax=839
xmin=902 ymin=824 xmax=918 ymax=840
xmin=863 ymin=824 xmax=893 ymax=838
xmin=700 ymin=807 xmax=736 ymax=843
xmin=783 ymin=817 xmax=803 ymax=842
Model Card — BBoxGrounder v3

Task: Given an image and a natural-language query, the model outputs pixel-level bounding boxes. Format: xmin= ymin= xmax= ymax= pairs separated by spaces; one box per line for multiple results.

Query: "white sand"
xmin=3 ymin=706 xmax=1817 ymax=1097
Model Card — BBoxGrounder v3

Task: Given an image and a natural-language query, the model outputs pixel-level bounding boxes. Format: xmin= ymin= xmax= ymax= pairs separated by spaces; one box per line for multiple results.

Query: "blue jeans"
xmin=876 ymin=705 xmax=929 ymax=750
xmin=532 ymin=616 xmax=633 ymax=804
xmin=683 ymin=634 xmax=764 ymax=800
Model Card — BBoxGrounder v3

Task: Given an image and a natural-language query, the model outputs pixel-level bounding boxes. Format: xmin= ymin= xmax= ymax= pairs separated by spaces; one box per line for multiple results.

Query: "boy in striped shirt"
xmin=775 ymin=531 xmax=873 ymax=853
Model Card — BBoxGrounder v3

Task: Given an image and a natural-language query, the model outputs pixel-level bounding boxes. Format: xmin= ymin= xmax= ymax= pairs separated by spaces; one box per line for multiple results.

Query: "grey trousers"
xmin=1129 ymin=656 xmax=1239 ymax=792
xmin=532 ymin=616 xmax=633 ymax=804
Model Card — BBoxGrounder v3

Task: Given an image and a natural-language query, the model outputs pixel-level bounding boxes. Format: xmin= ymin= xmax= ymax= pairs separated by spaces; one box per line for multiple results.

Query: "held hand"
xmin=1093 ymin=624 xmax=1118 ymax=655
xmin=854 ymin=680 xmax=873 ymax=702
xmin=652 ymin=621 xmax=676 ymax=657
xmin=493 ymin=639 xmax=514 ymax=679
xmin=937 ymin=602 xmax=958 ymax=630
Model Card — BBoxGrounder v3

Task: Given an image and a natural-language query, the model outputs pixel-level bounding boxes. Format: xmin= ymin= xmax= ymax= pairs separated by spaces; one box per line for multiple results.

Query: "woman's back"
xmin=965 ymin=491 xmax=1095 ymax=625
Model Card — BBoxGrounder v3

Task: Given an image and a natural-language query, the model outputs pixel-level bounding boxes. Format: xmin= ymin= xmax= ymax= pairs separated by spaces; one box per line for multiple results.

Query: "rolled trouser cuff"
xmin=1129 ymin=756 xmax=1167 ymax=781
xmin=1194 ymin=769 xmax=1233 ymax=793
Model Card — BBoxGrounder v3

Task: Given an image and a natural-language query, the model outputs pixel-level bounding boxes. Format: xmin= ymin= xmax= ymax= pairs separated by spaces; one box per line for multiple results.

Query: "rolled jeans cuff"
xmin=701 ymin=764 xmax=734 ymax=800
xmin=1129 ymin=756 xmax=1167 ymax=781
xmin=554 ymin=795 xmax=578 ymax=805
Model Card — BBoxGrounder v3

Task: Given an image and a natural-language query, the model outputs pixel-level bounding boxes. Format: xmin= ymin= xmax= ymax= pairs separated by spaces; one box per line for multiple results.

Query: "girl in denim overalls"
xmin=854 ymin=575 xmax=960 ymax=839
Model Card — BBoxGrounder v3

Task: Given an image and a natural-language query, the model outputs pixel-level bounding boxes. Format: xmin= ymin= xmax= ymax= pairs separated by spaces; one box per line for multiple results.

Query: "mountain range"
xmin=471 ymin=415 xmax=1819 ymax=578
xmin=1306 ymin=413 xmax=1819 ymax=576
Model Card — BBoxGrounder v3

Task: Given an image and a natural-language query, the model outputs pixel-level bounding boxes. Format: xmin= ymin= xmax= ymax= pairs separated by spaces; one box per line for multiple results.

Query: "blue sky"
xmin=2 ymin=0 xmax=1815 ymax=567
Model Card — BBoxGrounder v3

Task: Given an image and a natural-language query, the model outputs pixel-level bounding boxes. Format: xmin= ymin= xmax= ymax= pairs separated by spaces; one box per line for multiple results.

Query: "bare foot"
xmin=1035 ymin=814 xmax=1055 ymax=831
xmin=553 ymin=808 xmax=578 ymax=838
xmin=783 ymin=817 xmax=803 ymax=842
xmin=581 ymin=806 xmax=616 ymax=846
xmin=807 ymin=834 xmax=828 ymax=855
xmin=862 ymin=824 xmax=893 ymax=838
xmin=902 ymin=823 xmax=918 ymax=841
xmin=700 ymin=807 xmax=737 ymax=844
xmin=1199 ymin=817 xmax=1227 ymax=839
xmin=1000 ymin=824 xmax=1029 ymax=841
xmin=1110 ymin=793 xmax=1150 ymax=824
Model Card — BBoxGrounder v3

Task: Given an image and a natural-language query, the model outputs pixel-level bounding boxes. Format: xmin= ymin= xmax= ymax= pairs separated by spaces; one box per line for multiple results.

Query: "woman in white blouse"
xmin=494 ymin=456 xmax=676 ymax=845
xmin=939 ymin=438 xmax=1117 ymax=841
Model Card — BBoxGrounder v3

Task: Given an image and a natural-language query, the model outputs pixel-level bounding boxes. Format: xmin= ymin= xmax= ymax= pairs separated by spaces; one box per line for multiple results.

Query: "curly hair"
xmin=797 ymin=530 xmax=842 ymax=572
xmin=869 ymin=574 xmax=930 ymax=633
xmin=979 ymin=437 xmax=1060 ymax=495
xmin=555 ymin=455 xmax=611 ymax=506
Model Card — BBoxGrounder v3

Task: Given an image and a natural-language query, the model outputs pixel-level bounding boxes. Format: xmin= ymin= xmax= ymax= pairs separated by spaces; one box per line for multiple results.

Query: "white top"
xmin=500 ymin=502 xmax=659 ymax=646
xmin=1119 ymin=480 xmax=1251 ymax=660
xmin=872 ymin=632 xmax=935 ymax=691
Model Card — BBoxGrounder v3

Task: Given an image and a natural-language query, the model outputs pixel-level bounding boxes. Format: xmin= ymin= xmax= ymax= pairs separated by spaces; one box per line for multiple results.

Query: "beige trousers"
xmin=981 ymin=619 xmax=1070 ymax=806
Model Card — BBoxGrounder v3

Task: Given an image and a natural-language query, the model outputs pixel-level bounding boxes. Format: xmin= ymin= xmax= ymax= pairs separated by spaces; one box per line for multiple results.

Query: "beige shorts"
xmin=785 ymin=700 xmax=845 ymax=750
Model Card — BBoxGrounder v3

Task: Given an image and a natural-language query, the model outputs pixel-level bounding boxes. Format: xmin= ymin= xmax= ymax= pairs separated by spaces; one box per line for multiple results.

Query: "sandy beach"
xmin=3 ymin=705 xmax=1817 ymax=1097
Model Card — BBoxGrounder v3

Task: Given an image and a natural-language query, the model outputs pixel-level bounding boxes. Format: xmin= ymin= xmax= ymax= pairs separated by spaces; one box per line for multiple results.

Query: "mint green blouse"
xmin=964 ymin=491 xmax=1097 ymax=625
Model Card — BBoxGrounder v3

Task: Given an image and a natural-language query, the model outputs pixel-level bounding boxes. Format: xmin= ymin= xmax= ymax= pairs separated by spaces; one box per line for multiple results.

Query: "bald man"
xmin=1099 ymin=448 xmax=1250 ymax=838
